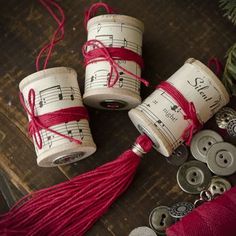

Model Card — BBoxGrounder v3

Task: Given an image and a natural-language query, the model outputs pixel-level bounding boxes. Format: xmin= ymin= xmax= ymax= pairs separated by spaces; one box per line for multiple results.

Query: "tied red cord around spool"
xmin=157 ymin=81 xmax=202 ymax=145
xmin=82 ymin=39 xmax=148 ymax=88
xmin=20 ymin=89 xmax=89 ymax=149
xmin=167 ymin=186 xmax=236 ymax=236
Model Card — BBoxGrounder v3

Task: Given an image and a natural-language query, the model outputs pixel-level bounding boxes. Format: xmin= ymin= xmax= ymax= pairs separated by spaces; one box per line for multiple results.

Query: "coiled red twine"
xmin=157 ymin=82 xmax=202 ymax=145
xmin=0 ymin=135 xmax=153 ymax=235
xmin=167 ymin=186 xmax=236 ymax=236
xmin=19 ymin=89 xmax=88 ymax=149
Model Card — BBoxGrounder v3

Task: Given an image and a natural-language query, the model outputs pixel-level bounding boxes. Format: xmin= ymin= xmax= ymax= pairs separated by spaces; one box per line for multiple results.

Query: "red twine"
xmin=207 ymin=57 xmax=224 ymax=78
xmin=36 ymin=0 xmax=65 ymax=71
xmin=157 ymin=82 xmax=202 ymax=145
xmin=84 ymin=2 xmax=115 ymax=30
xmin=20 ymin=89 xmax=88 ymax=149
xmin=82 ymin=39 xmax=148 ymax=87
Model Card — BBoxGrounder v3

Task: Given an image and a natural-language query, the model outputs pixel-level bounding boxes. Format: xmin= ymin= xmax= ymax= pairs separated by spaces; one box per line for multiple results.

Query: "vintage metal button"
xmin=129 ymin=227 xmax=157 ymax=236
xmin=149 ymin=206 xmax=175 ymax=235
xmin=177 ymin=160 xmax=211 ymax=194
xmin=226 ymin=118 xmax=236 ymax=137
xmin=215 ymin=107 xmax=236 ymax=129
xmin=169 ymin=202 xmax=194 ymax=219
xmin=206 ymin=142 xmax=236 ymax=176
xmin=208 ymin=176 xmax=231 ymax=196
xmin=190 ymin=130 xmax=223 ymax=163
xmin=166 ymin=145 xmax=189 ymax=166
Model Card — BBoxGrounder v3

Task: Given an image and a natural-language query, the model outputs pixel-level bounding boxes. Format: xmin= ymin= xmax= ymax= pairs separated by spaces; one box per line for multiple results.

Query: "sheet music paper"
xmin=84 ymin=14 xmax=144 ymax=110
xmin=129 ymin=59 xmax=229 ymax=157
xmin=19 ymin=67 xmax=96 ymax=167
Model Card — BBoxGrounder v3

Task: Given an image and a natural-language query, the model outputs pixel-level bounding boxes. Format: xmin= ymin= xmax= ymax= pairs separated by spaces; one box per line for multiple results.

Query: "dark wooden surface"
xmin=0 ymin=0 xmax=236 ymax=235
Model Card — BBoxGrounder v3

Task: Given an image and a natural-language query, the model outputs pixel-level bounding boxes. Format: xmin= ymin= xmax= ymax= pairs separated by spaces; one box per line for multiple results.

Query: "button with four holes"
xmin=169 ymin=202 xmax=194 ymax=219
xmin=215 ymin=107 xmax=236 ymax=129
xmin=149 ymin=206 xmax=175 ymax=235
xmin=129 ymin=227 xmax=157 ymax=236
xmin=177 ymin=160 xmax=211 ymax=194
xmin=190 ymin=130 xmax=223 ymax=163
xmin=206 ymin=142 xmax=236 ymax=176
xmin=166 ymin=145 xmax=188 ymax=166
xmin=208 ymin=176 xmax=231 ymax=196
xmin=226 ymin=118 xmax=236 ymax=137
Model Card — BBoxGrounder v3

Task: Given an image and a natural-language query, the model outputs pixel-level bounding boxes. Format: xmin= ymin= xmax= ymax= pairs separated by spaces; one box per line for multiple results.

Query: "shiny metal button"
xmin=206 ymin=142 xmax=236 ymax=176
xmin=169 ymin=202 xmax=194 ymax=219
xmin=215 ymin=107 xmax=236 ymax=129
xmin=208 ymin=176 xmax=231 ymax=196
xmin=129 ymin=227 xmax=157 ymax=236
xmin=149 ymin=206 xmax=175 ymax=235
xmin=226 ymin=118 xmax=236 ymax=137
xmin=190 ymin=130 xmax=223 ymax=163
xmin=166 ymin=145 xmax=189 ymax=166
xmin=177 ymin=160 xmax=212 ymax=194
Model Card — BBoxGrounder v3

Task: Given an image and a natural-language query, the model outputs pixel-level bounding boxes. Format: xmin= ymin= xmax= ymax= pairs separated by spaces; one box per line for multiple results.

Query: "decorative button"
xmin=208 ymin=176 xmax=231 ymax=196
xmin=177 ymin=160 xmax=212 ymax=194
xmin=190 ymin=130 xmax=223 ymax=163
xmin=169 ymin=202 xmax=194 ymax=219
xmin=215 ymin=107 xmax=236 ymax=129
xmin=166 ymin=145 xmax=188 ymax=166
xmin=129 ymin=227 xmax=157 ymax=236
xmin=206 ymin=142 xmax=236 ymax=176
xmin=149 ymin=206 xmax=175 ymax=235
xmin=226 ymin=118 xmax=236 ymax=137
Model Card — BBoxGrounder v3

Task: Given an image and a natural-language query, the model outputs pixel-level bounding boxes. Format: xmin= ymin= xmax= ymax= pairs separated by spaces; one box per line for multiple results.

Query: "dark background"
xmin=0 ymin=0 xmax=235 ymax=235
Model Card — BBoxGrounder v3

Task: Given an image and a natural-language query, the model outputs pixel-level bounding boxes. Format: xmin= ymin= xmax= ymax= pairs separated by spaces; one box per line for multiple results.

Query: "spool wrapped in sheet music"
xmin=83 ymin=14 xmax=144 ymax=110
xmin=19 ymin=67 xmax=96 ymax=167
xmin=129 ymin=58 xmax=229 ymax=157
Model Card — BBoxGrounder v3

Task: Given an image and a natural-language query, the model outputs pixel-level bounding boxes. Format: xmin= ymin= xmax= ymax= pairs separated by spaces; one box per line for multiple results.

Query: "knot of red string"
xmin=84 ymin=2 xmax=115 ymax=30
xmin=19 ymin=89 xmax=89 ymax=149
xmin=82 ymin=39 xmax=148 ymax=87
xmin=157 ymin=81 xmax=202 ymax=145
xmin=207 ymin=57 xmax=223 ymax=78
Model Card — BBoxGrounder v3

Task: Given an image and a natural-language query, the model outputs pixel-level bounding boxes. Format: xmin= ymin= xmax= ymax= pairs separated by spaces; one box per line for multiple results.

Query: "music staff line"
xmin=90 ymin=22 xmax=143 ymax=34
xmin=138 ymin=104 xmax=181 ymax=149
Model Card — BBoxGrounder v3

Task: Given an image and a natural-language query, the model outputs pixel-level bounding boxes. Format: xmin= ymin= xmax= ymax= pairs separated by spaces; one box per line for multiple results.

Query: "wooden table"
xmin=0 ymin=1 xmax=235 ymax=235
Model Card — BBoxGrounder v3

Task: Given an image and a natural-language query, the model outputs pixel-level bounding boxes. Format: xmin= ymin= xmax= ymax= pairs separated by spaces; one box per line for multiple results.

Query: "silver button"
xmin=190 ymin=130 xmax=223 ymax=163
xmin=208 ymin=176 xmax=231 ymax=196
xmin=169 ymin=202 xmax=194 ymax=219
xmin=177 ymin=160 xmax=212 ymax=194
xmin=206 ymin=142 xmax=236 ymax=176
xmin=129 ymin=227 xmax=157 ymax=236
xmin=215 ymin=107 xmax=236 ymax=129
xmin=149 ymin=206 xmax=175 ymax=235
xmin=226 ymin=118 xmax=236 ymax=137
xmin=166 ymin=145 xmax=189 ymax=166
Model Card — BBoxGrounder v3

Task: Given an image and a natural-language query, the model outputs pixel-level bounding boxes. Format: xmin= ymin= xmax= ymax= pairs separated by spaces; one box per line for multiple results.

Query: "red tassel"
xmin=0 ymin=135 xmax=152 ymax=236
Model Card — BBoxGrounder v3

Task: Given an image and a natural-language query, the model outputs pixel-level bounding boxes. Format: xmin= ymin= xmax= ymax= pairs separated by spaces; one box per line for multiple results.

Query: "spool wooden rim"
xmin=87 ymin=14 xmax=144 ymax=33
xmin=19 ymin=67 xmax=77 ymax=91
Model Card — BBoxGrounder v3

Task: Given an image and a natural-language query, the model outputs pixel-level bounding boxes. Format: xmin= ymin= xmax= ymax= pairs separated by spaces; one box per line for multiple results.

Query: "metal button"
xmin=129 ymin=227 xmax=157 ymax=236
xmin=208 ymin=176 xmax=231 ymax=196
xmin=166 ymin=145 xmax=188 ymax=166
xmin=190 ymin=130 xmax=223 ymax=163
xmin=177 ymin=160 xmax=212 ymax=194
xmin=149 ymin=206 xmax=175 ymax=235
xmin=206 ymin=142 xmax=236 ymax=176
xmin=215 ymin=107 xmax=236 ymax=129
xmin=169 ymin=202 xmax=194 ymax=219
xmin=226 ymin=118 xmax=236 ymax=137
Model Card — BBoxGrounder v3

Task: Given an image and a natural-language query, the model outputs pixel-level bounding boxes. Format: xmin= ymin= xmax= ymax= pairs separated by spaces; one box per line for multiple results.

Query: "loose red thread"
xmin=82 ymin=39 xmax=148 ymax=87
xmin=84 ymin=2 xmax=115 ymax=30
xmin=20 ymin=89 xmax=88 ymax=149
xmin=157 ymin=82 xmax=202 ymax=145
xmin=36 ymin=0 xmax=65 ymax=71
xmin=207 ymin=57 xmax=223 ymax=78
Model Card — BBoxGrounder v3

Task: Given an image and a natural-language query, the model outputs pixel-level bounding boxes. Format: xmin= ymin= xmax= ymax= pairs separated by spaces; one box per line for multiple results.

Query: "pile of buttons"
xmin=216 ymin=107 xmax=236 ymax=136
xmin=128 ymin=107 xmax=236 ymax=236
